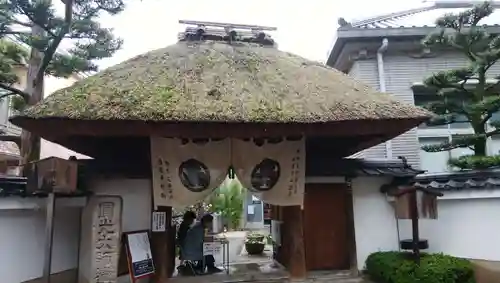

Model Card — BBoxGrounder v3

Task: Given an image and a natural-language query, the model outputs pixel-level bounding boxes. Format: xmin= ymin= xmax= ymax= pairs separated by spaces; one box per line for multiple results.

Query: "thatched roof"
xmin=13 ymin=40 xmax=431 ymax=124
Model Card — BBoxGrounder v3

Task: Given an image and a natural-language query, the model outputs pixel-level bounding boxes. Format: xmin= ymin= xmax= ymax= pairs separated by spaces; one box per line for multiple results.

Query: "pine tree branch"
xmin=1 ymin=31 xmax=30 ymax=36
xmin=36 ymin=0 xmax=73 ymax=80
xmin=0 ymin=11 xmax=33 ymax=28
xmin=487 ymin=130 xmax=500 ymax=137
xmin=485 ymin=80 xmax=500 ymax=93
xmin=0 ymin=91 xmax=15 ymax=100
xmin=16 ymin=5 xmax=58 ymax=38
xmin=422 ymin=134 xmax=487 ymax=153
xmin=481 ymin=114 xmax=492 ymax=125
xmin=477 ymin=96 xmax=500 ymax=124
xmin=0 ymin=83 xmax=30 ymax=101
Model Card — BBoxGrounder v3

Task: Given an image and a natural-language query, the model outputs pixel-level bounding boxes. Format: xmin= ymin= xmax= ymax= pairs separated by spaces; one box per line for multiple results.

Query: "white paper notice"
xmin=152 ymin=211 xmax=166 ymax=232
xmin=203 ymin=242 xmax=222 ymax=256
xmin=248 ymin=205 xmax=255 ymax=215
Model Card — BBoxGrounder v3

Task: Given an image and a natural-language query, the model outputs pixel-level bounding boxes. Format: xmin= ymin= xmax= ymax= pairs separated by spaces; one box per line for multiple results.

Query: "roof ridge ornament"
xmin=178 ymin=20 xmax=277 ymax=46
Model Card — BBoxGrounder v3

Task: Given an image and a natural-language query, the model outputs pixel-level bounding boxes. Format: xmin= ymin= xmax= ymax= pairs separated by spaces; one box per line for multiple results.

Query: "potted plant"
xmin=245 ymin=232 xmax=266 ymax=255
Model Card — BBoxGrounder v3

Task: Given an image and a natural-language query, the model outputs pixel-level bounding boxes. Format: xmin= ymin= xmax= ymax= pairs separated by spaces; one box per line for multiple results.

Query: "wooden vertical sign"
xmin=150 ymin=206 xmax=173 ymax=283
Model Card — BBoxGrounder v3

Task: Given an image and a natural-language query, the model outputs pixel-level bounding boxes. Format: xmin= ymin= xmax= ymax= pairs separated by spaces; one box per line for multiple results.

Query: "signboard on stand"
xmin=203 ymin=241 xmax=222 ymax=256
xmin=123 ymin=230 xmax=155 ymax=282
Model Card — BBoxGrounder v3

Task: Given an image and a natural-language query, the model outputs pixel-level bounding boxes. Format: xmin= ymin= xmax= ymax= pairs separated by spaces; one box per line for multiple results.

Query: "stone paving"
xmin=170 ymin=230 xmax=372 ymax=283
xmin=169 ymin=269 xmax=371 ymax=283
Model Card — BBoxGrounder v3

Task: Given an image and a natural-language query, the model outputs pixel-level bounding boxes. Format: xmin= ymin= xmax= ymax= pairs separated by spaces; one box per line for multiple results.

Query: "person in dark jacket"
xmin=183 ymin=213 xmax=222 ymax=274
xmin=177 ymin=211 xmax=197 ymax=263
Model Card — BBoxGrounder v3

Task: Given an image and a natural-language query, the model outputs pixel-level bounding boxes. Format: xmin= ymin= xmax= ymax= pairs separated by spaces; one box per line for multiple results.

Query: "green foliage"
xmin=421 ymin=1 xmax=500 ymax=169
xmin=0 ymin=40 xmax=27 ymax=85
xmin=207 ymin=179 xmax=244 ymax=230
xmin=0 ymin=0 xmax=125 ymax=105
xmin=245 ymin=232 xmax=272 ymax=245
xmin=366 ymin=251 xmax=475 ymax=283
xmin=448 ymin=154 xmax=500 ymax=170
xmin=10 ymin=95 xmax=25 ymax=112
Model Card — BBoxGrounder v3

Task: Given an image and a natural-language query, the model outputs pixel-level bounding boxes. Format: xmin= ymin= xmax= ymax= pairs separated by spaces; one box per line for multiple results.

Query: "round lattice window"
xmin=178 ymin=159 xmax=211 ymax=192
xmin=250 ymin=158 xmax=280 ymax=191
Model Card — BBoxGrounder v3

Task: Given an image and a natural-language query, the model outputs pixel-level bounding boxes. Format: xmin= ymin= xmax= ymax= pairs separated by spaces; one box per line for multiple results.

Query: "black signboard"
xmin=131 ymin=257 xmax=155 ymax=278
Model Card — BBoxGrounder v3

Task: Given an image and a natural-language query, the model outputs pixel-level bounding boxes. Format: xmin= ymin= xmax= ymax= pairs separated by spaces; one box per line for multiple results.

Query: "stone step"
xmin=169 ymin=272 xmax=367 ymax=283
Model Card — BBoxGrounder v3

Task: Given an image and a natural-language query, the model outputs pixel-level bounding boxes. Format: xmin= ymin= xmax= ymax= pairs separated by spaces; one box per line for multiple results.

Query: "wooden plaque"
xmin=26 ymin=157 xmax=77 ymax=193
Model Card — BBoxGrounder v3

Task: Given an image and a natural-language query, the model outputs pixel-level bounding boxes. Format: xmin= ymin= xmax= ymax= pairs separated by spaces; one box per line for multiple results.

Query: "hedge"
xmin=365 ymin=251 xmax=475 ymax=283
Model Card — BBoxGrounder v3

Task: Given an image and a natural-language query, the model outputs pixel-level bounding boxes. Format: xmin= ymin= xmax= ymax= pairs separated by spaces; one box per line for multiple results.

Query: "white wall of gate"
xmin=0 ymin=199 xmax=83 ymax=283
xmin=0 ymin=178 xmax=151 ymax=283
xmin=3 ymin=174 xmax=498 ymax=282
xmin=351 ymin=176 xmax=500 ymax=271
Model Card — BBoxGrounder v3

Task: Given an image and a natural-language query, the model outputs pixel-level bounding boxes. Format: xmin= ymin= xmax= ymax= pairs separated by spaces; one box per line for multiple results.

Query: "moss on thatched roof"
xmin=18 ymin=41 xmax=431 ymax=123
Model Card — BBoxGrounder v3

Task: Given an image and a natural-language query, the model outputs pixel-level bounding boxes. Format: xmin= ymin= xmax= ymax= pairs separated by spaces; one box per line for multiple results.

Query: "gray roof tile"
xmin=348 ymin=1 xmax=500 ymax=29
xmin=414 ymin=169 xmax=500 ymax=190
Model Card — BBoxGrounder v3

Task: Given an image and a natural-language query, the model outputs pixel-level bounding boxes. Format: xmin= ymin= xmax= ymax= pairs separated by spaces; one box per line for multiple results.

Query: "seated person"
xmin=182 ymin=213 xmax=222 ymax=274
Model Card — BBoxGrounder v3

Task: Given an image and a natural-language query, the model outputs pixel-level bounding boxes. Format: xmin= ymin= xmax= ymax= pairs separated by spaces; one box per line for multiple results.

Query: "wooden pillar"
xmin=283 ymin=205 xmax=306 ymax=279
xmin=151 ymin=206 xmax=173 ymax=283
xmin=346 ymin=186 xmax=358 ymax=273
xmin=42 ymin=193 xmax=56 ymax=283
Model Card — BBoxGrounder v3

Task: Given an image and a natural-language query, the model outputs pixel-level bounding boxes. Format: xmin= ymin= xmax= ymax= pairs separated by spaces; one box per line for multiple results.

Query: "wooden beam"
xmin=283 ymin=205 xmax=306 ymax=279
xmin=151 ymin=206 xmax=173 ymax=282
xmin=12 ymin=117 xmax=422 ymax=141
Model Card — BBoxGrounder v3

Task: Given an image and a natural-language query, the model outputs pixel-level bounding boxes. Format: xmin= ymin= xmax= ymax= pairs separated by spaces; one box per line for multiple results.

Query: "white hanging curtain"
xmin=231 ymin=137 xmax=305 ymax=206
xmin=150 ymin=137 xmax=231 ymax=209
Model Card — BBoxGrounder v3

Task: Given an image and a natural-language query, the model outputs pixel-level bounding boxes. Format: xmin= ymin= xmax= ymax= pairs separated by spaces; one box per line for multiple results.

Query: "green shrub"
xmin=366 ymin=251 xmax=475 ymax=283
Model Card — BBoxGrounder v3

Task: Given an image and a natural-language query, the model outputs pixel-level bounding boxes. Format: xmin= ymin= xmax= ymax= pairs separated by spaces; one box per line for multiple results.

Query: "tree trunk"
xmin=473 ymin=122 xmax=487 ymax=157
xmin=21 ymin=24 xmax=45 ymax=171
xmin=474 ymin=136 xmax=487 ymax=156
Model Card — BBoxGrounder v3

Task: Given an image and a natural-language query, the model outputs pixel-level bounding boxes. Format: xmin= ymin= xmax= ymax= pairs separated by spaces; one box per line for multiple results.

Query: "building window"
xmin=449 ymin=135 xmax=474 ymax=159
xmin=419 ymin=136 xmax=474 ymax=173
xmin=412 ymin=83 xmax=500 ymax=129
xmin=488 ymin=136 xmax=500 ymax=155
xmin=419 ymin=137 xmax=450 ymax=173
xmin=490 ymin=112 xmax=500 ymax=125
xmin=413 ymin=93 xmax=471 ymax=129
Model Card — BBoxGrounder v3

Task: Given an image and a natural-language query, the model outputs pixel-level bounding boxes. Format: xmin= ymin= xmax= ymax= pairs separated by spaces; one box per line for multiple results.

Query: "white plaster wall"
xmin=351 ymin=177 xmax=399 ymax=271
xmin=0 ymin=178 xmax=151 ymax=283
xmin=90 ymin=178 xmax=151 ymax=233
xmin=0 ymin=71 xmax=88 ymax=283
xmin=352 ymin=179 xmax=500 ymax=271
xmin=89 ymin=178 xmax=152 ymax=283
xmin=398 ymin=196 xmax=500 ymax=261
xmin=40 ymin=140 xmax=90 ymax=160
xmin=0 ymin=206 xmax=81 ymax=283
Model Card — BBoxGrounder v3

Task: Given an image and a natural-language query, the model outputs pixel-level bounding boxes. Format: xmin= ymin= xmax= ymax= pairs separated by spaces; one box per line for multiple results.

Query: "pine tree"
xmin=0 ymin=0 xmax=124 ymax=167
xmin=421 ymin=1 xmax=500 ymax=170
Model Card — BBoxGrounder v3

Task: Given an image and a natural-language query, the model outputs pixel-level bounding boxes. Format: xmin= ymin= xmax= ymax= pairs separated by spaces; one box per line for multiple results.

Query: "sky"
xmin=95 ymin=0 xmax=427 ymax=70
